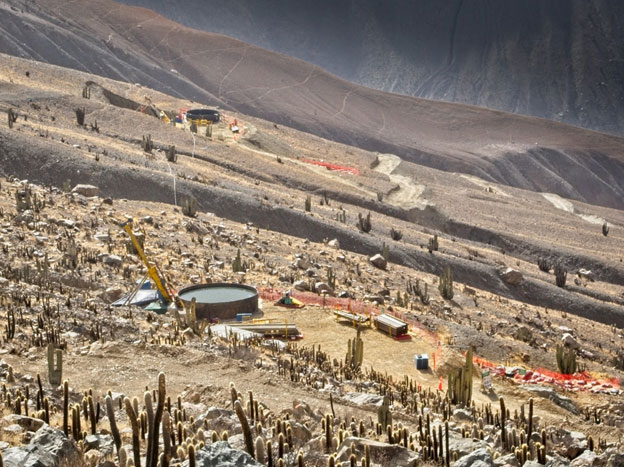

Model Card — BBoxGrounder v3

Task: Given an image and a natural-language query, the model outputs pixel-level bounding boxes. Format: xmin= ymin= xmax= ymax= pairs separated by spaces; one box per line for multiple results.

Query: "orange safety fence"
xmin=303 ymin=159 xmax=360 ymax=175
xmin=259 ymin=288 xmax=444 ymax=369
xmin=472 ymin=355 xmax=620 ymax=391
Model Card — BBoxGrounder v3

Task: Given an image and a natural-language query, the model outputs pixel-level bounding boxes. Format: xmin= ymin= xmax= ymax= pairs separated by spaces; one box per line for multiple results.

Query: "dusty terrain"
xmin=0 ymin=51 xmax=622 ymax=466
xmin=2 ymin=0 xmax=624 ymax=210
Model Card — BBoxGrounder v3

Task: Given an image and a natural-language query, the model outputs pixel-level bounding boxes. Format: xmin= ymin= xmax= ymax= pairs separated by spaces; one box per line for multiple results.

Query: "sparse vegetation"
xmin=556 ymin=344 xmax=577 ymax=374
xmin=537 ymin=257 xmax=551 ymax=272
xmin=82 ymin=85 xmax=91 ymax=99
xmin=428 ymin=234 xmax=439 ymax=253
xmin=554 ymin=261 xmax=567 ymax=288
xmin=439 ymin=265 xmax=454 ymax=299
xmin=142 ymin=134 xmax=154 ymax=153
xmin=181 ymin=195 xmax=198 ymax=217
xmin=390 ymin=227 xmax=403 ymax=241
xmin=166 ymin=144 xmax=177 ymax=162
xmin=602 ymin=221 xmax=609 ymax=237
xmin=381 ymin=242 xmax=390 ymax=261
xmin=357 ymin=212 xmax=372 ymax=233
xmin=74 ymin=107 xmax=85 ymax=126
xmin=304 ymin=194 xmax=311 ymax=212
xmin=7 ymin=108 xmax=17 ymax=128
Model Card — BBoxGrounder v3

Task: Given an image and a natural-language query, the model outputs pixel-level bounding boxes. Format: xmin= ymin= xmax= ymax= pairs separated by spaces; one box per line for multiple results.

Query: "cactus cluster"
xmin=357 ymin=212 xmax=372 ymax=233
xmin=556 ymin=344 xmax=577 ymax=374
xmin=345 ymin=326 xmax=364 ymax=372
xmin=428 ymin=234 xmax=439 ymax=253
xmin=142 ymin=134 xmax=154 ymax=153
xmin=390 ymin=227 xmax=403 ymax=241
xmin=438 ymin=266 xmax=454 ymax=300
xmin=448 ymin=347 xmax=473 ymax=406
xmin=7 ymin=108 xmax=17 ymax=128
xmin=554 ymin=261 xmax=567 ymax=288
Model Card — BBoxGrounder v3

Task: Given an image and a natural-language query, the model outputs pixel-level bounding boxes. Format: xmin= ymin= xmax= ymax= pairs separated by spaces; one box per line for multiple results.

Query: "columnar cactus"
xmin=124 ymin=397 xmax=141 ymax=467
xmin=234 ymin=400 xmax=255 ymax=458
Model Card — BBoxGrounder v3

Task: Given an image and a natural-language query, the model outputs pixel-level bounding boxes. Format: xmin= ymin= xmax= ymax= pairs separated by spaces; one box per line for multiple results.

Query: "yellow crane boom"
xmin=121 ymin=221 xmax=173 ymax=304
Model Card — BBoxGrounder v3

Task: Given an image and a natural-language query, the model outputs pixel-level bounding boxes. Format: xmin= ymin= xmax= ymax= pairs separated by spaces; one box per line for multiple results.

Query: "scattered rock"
xmin=314 ymin=282 xmax=333 ymax=295
xmin=1 ymin=415 xmax=45 ymax=432
xmin=327 ymin=238 xmax=340 ymax=249
xmin=577 ymin=269 xmax=595 ymax=282
xmin=454 ymin=447 xmax=494 ymax=467
xmin=71 ymin=184 xmax=99 ymax=197
xmin=562 ymin=333 xmax=580 ymax=349
xmin=369 ymin=254 xmax=387 ymax=270
xmin=293 ymin=280 xmax=309 ymax=291
xmin=448 ymin=435 xmax=490 ymax=458
xmin=500 ymin=268 xmax=523 ymax=286
xmin=342 ymin=392 xmax=385 ymax=407
xmin=525 ymin=386 xmax=577 ymax=414
xmin=182 ymin=441 xmax=262 ymax=466
xmin=101 ymin=254 xmax=123 ymax=266
xmin=84 ymin=433 xmax=115 ymax=455
xmin=3 ymin=425 xmax=81 ymax=467
xmin=336 ymin=437 xmax=419 ymax=467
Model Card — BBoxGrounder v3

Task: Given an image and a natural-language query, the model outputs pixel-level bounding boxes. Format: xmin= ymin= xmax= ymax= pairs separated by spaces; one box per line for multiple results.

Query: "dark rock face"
xmin=119 ymin=0 xmax=624 ymax=137
xmin=2 ymin=425 xmax=81 ymax=467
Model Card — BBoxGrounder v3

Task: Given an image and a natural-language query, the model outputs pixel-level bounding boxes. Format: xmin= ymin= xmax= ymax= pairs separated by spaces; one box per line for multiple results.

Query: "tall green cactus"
xmin=556 ymin=344 xmax=576 ymax=374
xmin=345 ymin=327 xmax=364 ymax=371
xmin=377 ymin=396 xmax=392 ymax=431
xmin=448 ymin=347 xmax=472 ymax=406
xmin=124 ymin=397 xmax=141 ymax=467
xmin=235 ymin=399 xmax=255 ymax=458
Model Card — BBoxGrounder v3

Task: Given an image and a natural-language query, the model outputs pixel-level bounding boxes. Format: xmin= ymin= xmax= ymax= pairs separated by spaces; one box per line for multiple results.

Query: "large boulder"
xmin=525 ymin=386 xmax=577 ymax=414
xmin=182 ymin=441 xmax=262 ymax=466
xmin=1 ymin=415 xmax=45 ymax=433
xmin=2 ymin=425 xmax=81 ymax=467
xmin=448 ymin=434 xmax=490 ymax=458
xmin=551 ymin=428 xmax=587 ymax=459
xmin=500 ymin=268 xmax=523 ymax=286
xmin=336 ymin=437 xmax=419 ymax=466
xmin=454 ymin=447 xmax=494 ymax=467
xmin=342 ymin=392 xmax=385 ymax=407
xmin=71 ymin=184 xmax=99 ymax=197
xmin=369 ymin=254 xmax=387 ymax=270
xmin=561 ymin=333 xmax=580 ymax=349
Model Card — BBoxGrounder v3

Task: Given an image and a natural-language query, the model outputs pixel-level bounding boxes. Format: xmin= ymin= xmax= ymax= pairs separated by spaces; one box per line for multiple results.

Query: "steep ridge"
xmin=118 ymin=0 xmax=624 ymax=137
xmin=2 ymin=0 xmax=624 ymax=210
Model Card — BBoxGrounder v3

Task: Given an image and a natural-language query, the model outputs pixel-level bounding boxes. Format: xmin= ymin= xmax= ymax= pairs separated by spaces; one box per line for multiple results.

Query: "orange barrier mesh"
xmin=261 ymin=289 xmax=620 ymax=391
xmin=303 ymin=159 xmax=360 ymax=175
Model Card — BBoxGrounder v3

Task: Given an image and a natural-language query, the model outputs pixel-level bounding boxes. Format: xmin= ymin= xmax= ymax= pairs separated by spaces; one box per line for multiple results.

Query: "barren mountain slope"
xmin=1 ymin=53 xmax=623 ymax=329
xmin=119 ymin=0 xmax=624 ymax=137
xmin=2 ymin=0 xmax=624 ymax=210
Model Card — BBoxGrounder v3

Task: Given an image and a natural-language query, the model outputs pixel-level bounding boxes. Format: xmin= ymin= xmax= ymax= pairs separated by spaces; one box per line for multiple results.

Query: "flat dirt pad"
xmin=262 ymin=304 xmax=438 ymax=385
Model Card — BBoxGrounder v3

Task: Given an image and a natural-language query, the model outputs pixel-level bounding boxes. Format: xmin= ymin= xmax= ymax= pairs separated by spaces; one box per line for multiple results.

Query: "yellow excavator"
xmin=121 ymin=221 xmax=174 ymax=305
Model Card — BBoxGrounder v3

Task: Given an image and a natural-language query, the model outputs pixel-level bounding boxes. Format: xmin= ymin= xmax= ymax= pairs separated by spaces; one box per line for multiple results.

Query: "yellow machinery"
xmin=121 ymin=221 xmax=173 ymax=304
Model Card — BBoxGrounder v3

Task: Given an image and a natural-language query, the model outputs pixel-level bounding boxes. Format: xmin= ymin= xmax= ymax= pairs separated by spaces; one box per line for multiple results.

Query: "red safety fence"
xmin=472 ymin=357 xmax=620 ymax=392
xmin=303 ymin=159 xmax=360 ymax=175
xmin=259 ymin=288 xmax=444 ymax=368
xmin=260 ymin=289 xmax=621 ymax=393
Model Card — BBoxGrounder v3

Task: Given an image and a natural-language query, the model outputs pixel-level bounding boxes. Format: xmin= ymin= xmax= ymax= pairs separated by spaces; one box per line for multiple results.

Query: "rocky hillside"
xmin=0 ymin=45 xmax=623 ymax=467
xmin=2 ymin=0 xmax=624 ymax=211
xmin=119 ymin=0 xmax=624 ymax=137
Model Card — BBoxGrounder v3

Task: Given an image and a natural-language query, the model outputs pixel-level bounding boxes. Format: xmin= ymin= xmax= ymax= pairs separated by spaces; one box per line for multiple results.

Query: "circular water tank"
xmin=177 ymin=283 xmax=258 ymax=321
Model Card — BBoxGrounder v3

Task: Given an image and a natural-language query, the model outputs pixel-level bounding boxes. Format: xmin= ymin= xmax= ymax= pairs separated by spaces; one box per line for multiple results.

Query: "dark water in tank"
xmin=178 ymin=286 xmax=256 ymax=304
